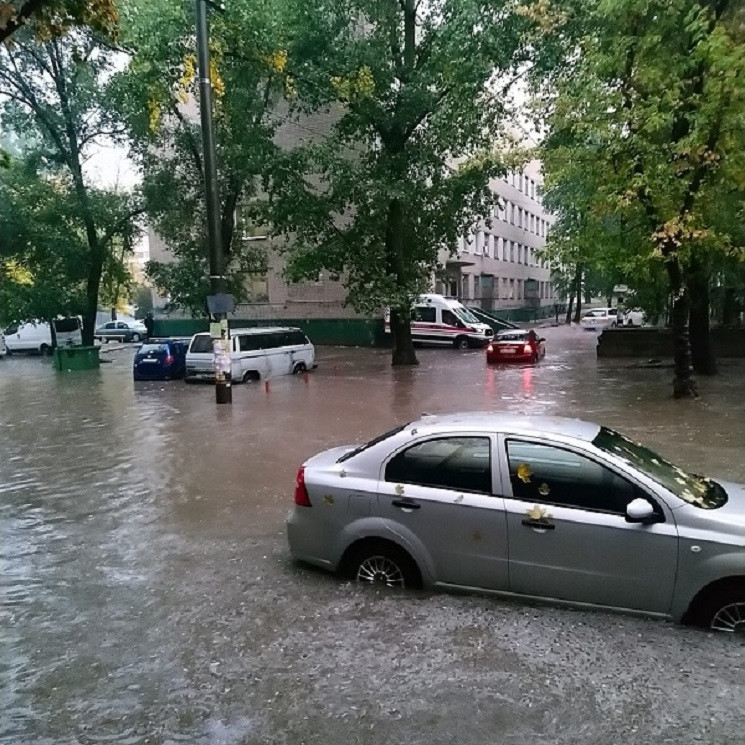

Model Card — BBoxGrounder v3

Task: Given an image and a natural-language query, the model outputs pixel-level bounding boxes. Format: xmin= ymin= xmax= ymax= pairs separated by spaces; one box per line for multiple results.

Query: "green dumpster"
xmin=53 ymin=345 xmax=100 ymax=371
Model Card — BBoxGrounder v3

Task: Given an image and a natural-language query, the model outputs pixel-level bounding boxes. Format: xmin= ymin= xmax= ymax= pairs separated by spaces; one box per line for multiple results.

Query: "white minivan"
xmin=185 ymin=326 xmax=316 ymax=383
xmin=3 ymin=318 xmax=83 ymax=354
xmin=385 ymin=294 xmax=494 ymax=349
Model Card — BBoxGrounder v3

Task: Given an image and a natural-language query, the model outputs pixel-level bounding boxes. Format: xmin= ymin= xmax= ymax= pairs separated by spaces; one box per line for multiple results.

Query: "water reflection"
xmin=1 ymin=329 xmax=744 ymax=742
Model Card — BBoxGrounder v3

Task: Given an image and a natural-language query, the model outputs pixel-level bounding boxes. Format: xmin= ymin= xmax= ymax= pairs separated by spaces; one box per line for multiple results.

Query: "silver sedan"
xmin=287 ymin=413 xmax=745 ymax=633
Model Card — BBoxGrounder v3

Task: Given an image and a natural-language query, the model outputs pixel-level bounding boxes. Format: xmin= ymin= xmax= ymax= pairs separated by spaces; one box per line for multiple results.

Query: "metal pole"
xmin=195 ymin=0 xmax=231 ymax=404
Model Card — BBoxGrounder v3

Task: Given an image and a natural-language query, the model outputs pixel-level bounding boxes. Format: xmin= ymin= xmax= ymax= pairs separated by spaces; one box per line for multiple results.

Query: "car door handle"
xmin=521 ymin=519 xmax=555 ymax=530
xmin=391 ymin=499 xmax=421 ymax=510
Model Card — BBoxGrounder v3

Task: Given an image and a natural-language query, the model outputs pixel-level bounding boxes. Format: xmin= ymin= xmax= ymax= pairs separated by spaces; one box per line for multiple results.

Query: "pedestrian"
xmin=143 ymin=312 xmax=154 ymax=339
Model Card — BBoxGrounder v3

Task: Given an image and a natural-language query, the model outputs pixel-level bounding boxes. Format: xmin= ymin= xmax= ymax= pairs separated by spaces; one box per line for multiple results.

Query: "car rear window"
xmin=337 ymin=422 xmax=411 ymax=463
xmin=189 ymin=334 xmax=213 ymax=353
xmin=138 ymin=344 xmax=167 ymax=354
xmin=497 ymin=332 xmax=526 ymax=342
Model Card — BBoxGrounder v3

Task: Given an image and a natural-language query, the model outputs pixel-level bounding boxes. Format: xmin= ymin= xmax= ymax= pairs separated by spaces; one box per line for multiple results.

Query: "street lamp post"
xmin=195 ymin=0 xmax=231 ymax=404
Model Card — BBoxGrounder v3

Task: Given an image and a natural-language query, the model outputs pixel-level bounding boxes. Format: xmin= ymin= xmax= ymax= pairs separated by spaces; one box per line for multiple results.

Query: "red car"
xmin=486 ymin=329 xmax=546 ymax=363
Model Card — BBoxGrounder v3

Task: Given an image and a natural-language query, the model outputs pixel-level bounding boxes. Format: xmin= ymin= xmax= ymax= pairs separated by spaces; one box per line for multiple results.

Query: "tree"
xmin=0 ymin=0 xmax=118 ymax=43
xmin=0 ymin=154 xmax=137 ymax=337
xmin=115 ymin=0 xmax=283 ymax=317
xmin=0 ymin=29 xmax=143 ymax=345
xmin=531 ymin=0 xmax=745 ymax=397
xmin=268 ymin=0 xmax=530 ymax=365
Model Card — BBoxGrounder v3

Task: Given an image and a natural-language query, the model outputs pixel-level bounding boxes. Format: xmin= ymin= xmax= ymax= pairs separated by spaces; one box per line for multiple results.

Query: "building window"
xmin=518 ymin=279 xmax=523 ymax=300
xmin=517 ymin=207 xmax=522 ymax=228
xmin=509 ymin=278 xmax=515 ymax=300
xmin=462 ymin=274 xmax=471 ymax=301
xmin=510 ymin=241 xmax=515 ymax=262
xmin=488 ymin=234 xmax=495 ymax=257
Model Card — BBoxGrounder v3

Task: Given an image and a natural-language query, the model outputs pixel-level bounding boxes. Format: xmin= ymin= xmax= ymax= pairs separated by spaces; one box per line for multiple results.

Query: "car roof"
xmin=496 ymin=329 xmax=527 ymax=336
xmin=193 ymin=326 xmax=301 ymax=336
xmin=405 ymin=412 xmax=601 ymax=441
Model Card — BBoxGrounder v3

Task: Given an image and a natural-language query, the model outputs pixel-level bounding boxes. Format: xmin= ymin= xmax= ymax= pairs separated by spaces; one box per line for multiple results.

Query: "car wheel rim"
xmin=356 ymin=556 xmax=404 ymax=588
xmin=711 ymin=602 xmax=745 ymax=633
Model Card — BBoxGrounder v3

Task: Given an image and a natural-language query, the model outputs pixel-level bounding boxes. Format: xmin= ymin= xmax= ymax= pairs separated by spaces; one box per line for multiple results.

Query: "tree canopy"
xmin=268 ymin=0 xmax=532 ymax=364
xmin=532 ymin=0 xmax=745 ymax=395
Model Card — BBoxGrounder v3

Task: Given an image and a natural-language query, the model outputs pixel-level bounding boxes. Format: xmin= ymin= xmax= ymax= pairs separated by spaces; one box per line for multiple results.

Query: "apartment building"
xmin=436 ymin=160 xmax=556 ymax=313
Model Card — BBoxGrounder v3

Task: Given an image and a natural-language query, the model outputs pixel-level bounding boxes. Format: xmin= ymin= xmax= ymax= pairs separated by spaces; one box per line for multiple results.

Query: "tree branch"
xmin=98 ymin=207 xmax=146 ymax=253
xmin=170 ymin=102 xmax=203 ymax=177
xmin=0 ymin=0 xmax=46 ymax=43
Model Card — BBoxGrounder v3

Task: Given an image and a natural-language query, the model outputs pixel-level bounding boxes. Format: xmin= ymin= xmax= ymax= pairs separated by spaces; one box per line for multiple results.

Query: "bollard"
xmin=303 ymin=371 xmax=309 ymax=384
xmin=265 ymin=380 xmax=270 ymax=393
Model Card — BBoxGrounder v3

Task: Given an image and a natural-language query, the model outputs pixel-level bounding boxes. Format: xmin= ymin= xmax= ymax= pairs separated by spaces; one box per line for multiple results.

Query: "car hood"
xmin=675 ymin=479 xmax=745 ymax=543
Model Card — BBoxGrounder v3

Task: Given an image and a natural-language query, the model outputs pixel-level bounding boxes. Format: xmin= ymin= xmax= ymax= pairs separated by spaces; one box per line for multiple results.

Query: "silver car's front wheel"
xmin=356 ymin=555 xmax=405 ymax=587
xmin=710 ymin=602 xmax=745 ymax=633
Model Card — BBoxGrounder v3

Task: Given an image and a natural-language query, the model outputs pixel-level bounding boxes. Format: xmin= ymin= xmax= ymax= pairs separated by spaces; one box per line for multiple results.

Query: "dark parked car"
xmin=96 ymin=320 xmax=148 ymax=343
xmin=133 ymin=339 xmax=189 ymax=381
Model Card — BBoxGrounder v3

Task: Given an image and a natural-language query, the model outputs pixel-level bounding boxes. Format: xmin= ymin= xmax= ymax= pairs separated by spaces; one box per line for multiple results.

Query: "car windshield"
xmin=189 ymin=335 xmax=214 ymax=353
xmin=337 ymin=422 xmax=412 ymax=463
xmin=453 ymin=306 xmax=480 ymax=325
xmin=593 ymin=427 xmax=727 ymax=509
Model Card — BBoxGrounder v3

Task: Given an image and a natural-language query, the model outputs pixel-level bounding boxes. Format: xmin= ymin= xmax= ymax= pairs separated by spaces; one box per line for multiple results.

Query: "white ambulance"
xmin=385 ymin=294 xmax=494 ymax=349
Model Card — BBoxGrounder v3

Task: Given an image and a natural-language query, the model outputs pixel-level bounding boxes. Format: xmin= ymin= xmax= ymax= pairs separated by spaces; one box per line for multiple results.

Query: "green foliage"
xmin=268 ymin=0 xmax=531 ymax=329
xmin=0 ymin=0 xmax=119 ymax=43
xmin=115 ymin=0 xmax=285 ymax=316
xmin=533 ymin=0 xmax=745 ymax=306
xmin=0 ymin=28 xmax=142 ymax=342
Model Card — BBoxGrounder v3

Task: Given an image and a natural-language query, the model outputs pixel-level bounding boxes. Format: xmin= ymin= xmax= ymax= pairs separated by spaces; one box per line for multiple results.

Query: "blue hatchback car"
xmin=133 ymin=338 xmax=189 ymax=381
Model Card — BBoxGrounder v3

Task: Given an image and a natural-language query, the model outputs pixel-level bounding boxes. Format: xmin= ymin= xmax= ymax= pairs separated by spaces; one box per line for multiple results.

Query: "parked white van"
xmin=385 ymin=294 xmax=494 ymax=349
xmin=0 ymin=332 xmax=6 ymax=357
xmin=185 ymin=326 xmax=316 ymax=383
xmin=3 ymin=318 xmax=83 ymax=354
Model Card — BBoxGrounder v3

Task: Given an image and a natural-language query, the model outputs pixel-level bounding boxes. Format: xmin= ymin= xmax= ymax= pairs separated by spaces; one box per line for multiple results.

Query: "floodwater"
xmin=1 ymin=325 xmax=744 ymax=745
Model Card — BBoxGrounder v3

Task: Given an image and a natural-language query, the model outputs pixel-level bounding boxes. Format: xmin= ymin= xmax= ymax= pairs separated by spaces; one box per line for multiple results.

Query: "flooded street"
xmin=2 ymin=325 xmax=744 ymax=745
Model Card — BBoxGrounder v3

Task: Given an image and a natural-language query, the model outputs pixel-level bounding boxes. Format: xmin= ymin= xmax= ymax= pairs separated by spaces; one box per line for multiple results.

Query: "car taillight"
xmin=487 ymin=344 xmax=493 ymax=352
xmin=294 ymin=466 xmax=311 ymax=506
xmin=523 ymin=343 xmax=531 ymax=354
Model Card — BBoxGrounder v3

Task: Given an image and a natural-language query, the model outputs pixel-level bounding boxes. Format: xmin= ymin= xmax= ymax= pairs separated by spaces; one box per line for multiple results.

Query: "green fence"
xmin=153 ymin=317 xmax=386 ymax=347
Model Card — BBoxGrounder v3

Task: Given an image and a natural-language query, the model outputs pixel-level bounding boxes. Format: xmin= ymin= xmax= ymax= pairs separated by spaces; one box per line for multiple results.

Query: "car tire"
xmin=242 ymin=370 xmax=260 ymax=383
xmin=689 ymin=581 xmax=745 ymax=633
xmin=611 ymin=321 xmax=617 ymax=328
xmin=345 ymin=540 xmax=422 ymax=589
xmin=40 ymin=343 xmax=50 ymax=355
xmin=454 ymin=336 xmax=470 ymax=350
xmin=292 ymin=362 xmax=307 ymax=375
xmin=131 ymin=333 xmax=141 ymax=343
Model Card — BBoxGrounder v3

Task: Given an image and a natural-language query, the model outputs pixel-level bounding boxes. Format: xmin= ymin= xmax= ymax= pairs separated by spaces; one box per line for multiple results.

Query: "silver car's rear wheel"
xmin=346 ymin=541 xmax=421 ymax=589
xmin=356 ymin=555 xmax=405 ymax=587
xmin=710 ymin=602 xmax=745 ymax=633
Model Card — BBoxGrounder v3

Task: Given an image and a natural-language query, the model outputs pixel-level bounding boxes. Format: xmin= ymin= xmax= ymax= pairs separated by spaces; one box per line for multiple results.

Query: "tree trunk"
xmin=687 ymin=264 xmax=716 ymax=375
xmin=665 ymin=256 xmax=698 ymax=398
xmin=385 ymin=197 xmax=418 ymax=366
xmin=390 ymin=307 xmax=418 ymax=365
xmin=565 ymin=294 xmax=574 ymax=325
xmin=573 ymin=265 xmax=583 ymax=324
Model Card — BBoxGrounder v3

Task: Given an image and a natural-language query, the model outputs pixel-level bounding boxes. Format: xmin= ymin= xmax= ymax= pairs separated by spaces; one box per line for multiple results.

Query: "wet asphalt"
xmin=1 ymin=325 xmax=744 ymax=744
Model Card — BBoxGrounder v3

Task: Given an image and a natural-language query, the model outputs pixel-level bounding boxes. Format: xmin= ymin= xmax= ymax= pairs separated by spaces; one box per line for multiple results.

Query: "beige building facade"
xmin=436 ymin=160 xmax=556 ymax=312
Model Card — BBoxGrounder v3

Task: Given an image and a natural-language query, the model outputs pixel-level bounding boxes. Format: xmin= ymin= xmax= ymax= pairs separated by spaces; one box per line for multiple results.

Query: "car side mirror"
xmin=626 ymin=498 xmax=658 ymax=524
xmin=539 ymin=337 xmax=546 ymax=343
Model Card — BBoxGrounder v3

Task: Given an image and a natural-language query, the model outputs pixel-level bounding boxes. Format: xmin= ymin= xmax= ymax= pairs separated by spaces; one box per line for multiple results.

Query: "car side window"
xmin=117 ymin=322 xmax=128 ymax=329
xmin=441 ymin=309 xmax=463 ymax=327
xmin=412 ymin=307 xmax=436 ymax=322
xmin=105 ymin=322 xmax=116 ymax=329
xmin=505 ymin=440 xmax=640 ymax=515
xmin=385 ymin=437 xmax=492 ymax=494
xmin=239 ymin=335 xmax=260 ymax=352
